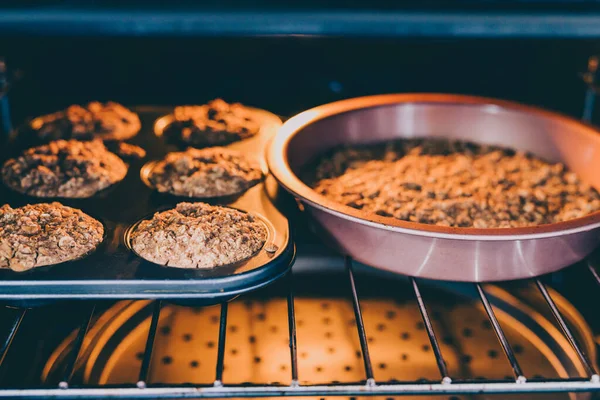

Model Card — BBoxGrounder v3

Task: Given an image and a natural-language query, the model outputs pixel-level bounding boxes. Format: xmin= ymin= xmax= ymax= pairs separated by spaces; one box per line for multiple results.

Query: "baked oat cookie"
xmin=34 ymin=101 xmax=141 ymax=141
xmin=162 ymin=99 xmax=261 ymax=146
xmin=148 ymin=147 xmax=262 ymax=198
xmin=0 ymin=202 xmax=104 ymax=272
xmin=130 ymin=202 xmax=267 ymax=269
xmin=311 ymin=139 xmax=600 ymax=228
xmin=2 ymin=139 xmax=128 ymax=198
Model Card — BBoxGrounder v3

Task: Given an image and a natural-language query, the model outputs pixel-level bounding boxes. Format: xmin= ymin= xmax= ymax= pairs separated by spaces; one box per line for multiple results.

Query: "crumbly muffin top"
xmin=35 ymin=101 xmax=141 ymax=141
xmin=311 ymin=139 xmax=600 ymax=228
xmin=0 ymin=202 xmax=104 ymax=272
xmin=114 ymin=142 xmax=146 ymax=160
xmin=130 ymin=202 xmax=267 ymax=269
xmin=163 ymin=99 xmax=260 ymax=146
xmin=148 ymin=147 xmax=262 ymax=198
xmin=2 ymin=139 xmax=128 ymax=198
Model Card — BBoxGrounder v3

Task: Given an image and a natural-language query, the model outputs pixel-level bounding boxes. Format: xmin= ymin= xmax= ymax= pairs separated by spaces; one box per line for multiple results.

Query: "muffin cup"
xmin=0 ymin=214 xmax=110 ymax=308
xmin=26 ymin=103 xmax=141 ymax=142
xmin=139 ymin=159 xmax=264 ymax=204
xmin=125 ymin=205 xmax=294 ymax=306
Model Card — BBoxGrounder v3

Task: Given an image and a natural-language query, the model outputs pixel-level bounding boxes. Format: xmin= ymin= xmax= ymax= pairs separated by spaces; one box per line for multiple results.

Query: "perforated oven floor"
xmin=42 ymin=288 xmax=591 ymax=399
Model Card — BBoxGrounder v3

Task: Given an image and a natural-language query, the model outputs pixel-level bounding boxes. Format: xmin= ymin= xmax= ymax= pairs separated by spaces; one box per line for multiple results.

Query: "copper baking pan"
xmin=267 ymin=94 xmax=600 ymax=282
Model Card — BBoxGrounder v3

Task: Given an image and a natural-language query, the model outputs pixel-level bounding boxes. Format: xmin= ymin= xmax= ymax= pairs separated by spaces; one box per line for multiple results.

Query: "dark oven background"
xmin=2 ymin=38 xmax=600 ymax=124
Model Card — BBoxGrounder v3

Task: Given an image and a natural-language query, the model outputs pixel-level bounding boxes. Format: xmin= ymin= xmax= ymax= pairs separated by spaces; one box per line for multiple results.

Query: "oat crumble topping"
xmin=35 ymin=101 xmax=141 ymax=141
xmin=2 ymin=139 xmax=128 ymax=198
xmin=130 ymin=202 xmax=267 ymax=269
xmin=148 ymin=147 xmax=262 ymax=198
xmin=114 ymin=142 xmax=146 ymax=160
xmin=0 ymin=202 xmax=104 ymax=271
xmin=163 ymin=99 xmax=260 ymax=146
xmin=310 ymin=139 xmax=600 ymax=228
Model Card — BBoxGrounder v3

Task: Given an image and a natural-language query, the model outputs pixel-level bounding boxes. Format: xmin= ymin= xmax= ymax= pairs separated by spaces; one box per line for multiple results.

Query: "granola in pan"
xmin=0 ymin=202 xmax=104 ymax=272
xmin=162 ymin=99 xmax=261 ymax=146
xmin=34 ymin=101 xmax=141 ymax=141
xmin=130 ymin=202 xmax=267 ymax=269
xmin=148 ymin=147 xmax=262 ymax=198
xmin=2 ymin=139 xmax=128 ymax=198
xmin=311 ymin=139 xmax=600 ymax=228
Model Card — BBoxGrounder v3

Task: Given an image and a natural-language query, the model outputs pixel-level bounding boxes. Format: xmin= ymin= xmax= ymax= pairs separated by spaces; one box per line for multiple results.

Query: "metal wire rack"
xmin=0 ymin=257 xmax=598 ymax=398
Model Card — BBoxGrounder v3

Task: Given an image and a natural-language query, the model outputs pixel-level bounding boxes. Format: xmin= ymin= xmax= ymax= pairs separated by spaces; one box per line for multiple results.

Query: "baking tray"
xmin=0 ymin=106 xmax=294 ymax=306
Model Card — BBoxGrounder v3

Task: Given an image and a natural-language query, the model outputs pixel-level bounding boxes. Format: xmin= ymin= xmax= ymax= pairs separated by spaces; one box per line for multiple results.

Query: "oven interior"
xmin=1 ymin=34 xmax=600 ymax=399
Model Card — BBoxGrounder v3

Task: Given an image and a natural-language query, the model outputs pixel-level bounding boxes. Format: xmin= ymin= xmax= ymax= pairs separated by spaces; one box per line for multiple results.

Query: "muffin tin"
xmin=0 ymin=105 xmax=294 ymax=307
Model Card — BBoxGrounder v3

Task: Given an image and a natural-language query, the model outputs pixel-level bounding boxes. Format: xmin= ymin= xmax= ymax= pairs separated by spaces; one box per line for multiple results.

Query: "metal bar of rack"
xmin=137 ymin=300 xmax=162 ymax=389
xmin=346 ymin=257 xmax=375 ymax=386
xmin=411 ymin=277 xmax=451 ymax=385
xmin=476 ymin=284 xmax=526 ymax=383
xmin=214 ymin=303 xmax=228 ymax=387
xmin=0 ymin=308 xmax=25 ymax=367
xmin=588 ymin=262 xmax=600 ymax=286
xmin=285 ymin=272 xmax=299 ymax=387
xmin=0 ymin=260 xmax=599 ymax=398
xmin=58 ymin=304 xmax=96 ymax=389
xmin=535 ymin=280 xmax=600 ymax=382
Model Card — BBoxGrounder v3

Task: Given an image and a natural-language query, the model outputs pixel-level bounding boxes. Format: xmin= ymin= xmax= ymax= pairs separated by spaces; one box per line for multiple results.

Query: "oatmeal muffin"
xmin=34 ymin=101 xmax=141 ymax=141
xmin=2 ymin=139 xmax=128 ymax=198
xmin=162 ymin=99 xmax=261 ymax=146
xmin=130 ymin=202 xmax=267 ymax=269
xmin=148 ymin=147 xmax=263 ymax=198
xmin=311 ymin=139 xmax=600 ymax=228
xmin=0 ymin=202 xmax=104 ymax=272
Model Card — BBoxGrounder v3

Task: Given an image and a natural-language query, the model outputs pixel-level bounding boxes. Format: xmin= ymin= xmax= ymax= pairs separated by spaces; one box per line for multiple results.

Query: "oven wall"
xmin=1 ymin=38 xmax=600 ymax=122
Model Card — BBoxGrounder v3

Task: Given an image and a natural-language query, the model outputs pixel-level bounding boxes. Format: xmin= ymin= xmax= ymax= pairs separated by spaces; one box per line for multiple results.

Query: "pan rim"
xmin=267 ymin=93 xmax=600 ymax=240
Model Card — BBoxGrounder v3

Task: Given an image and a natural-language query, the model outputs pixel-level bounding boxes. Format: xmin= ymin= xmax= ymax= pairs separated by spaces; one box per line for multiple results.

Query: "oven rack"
xmin=0 ymin=258 xmax=599 ymax=399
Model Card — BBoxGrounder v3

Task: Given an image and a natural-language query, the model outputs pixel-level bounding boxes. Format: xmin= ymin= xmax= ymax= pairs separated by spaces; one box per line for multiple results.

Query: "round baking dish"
xmin=267 ymin=94 xmax=600 ymax=282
